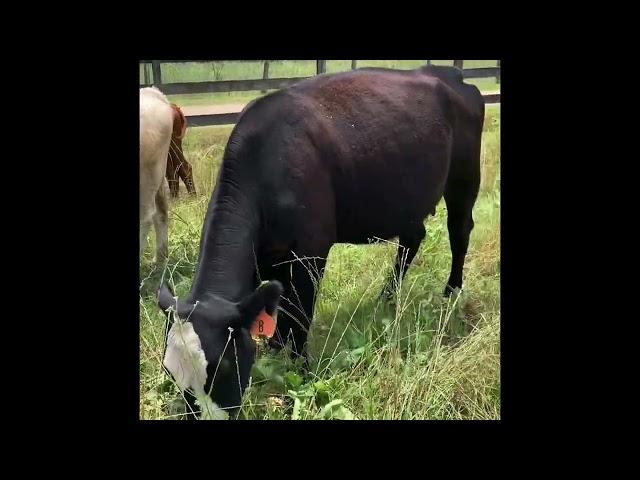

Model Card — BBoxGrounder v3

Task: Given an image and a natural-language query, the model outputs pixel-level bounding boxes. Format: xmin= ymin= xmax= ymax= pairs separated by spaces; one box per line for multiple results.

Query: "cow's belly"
xmin=332 ymin=157 xmax=448 ymax=243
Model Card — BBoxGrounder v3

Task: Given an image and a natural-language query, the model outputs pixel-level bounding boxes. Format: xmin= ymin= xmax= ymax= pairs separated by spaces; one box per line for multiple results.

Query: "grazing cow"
xmin=157 ymin=65 xmax=485 ymax=418
xmin=166 ymin=104 xmax=197 ymax=198
xmin=139 ymin=87 xmax=172 ymax=263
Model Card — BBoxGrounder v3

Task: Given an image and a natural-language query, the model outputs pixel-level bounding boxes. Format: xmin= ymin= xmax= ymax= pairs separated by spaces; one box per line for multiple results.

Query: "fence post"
xmin=453 ymin=60 xmax=464 ymax=70
xmin=496 ymin=59 xmax=500 ymax=84
xmin=317 ymin=60 xmax=326 ymax=75
xmin=427 ymin=60 xmax=432 ymax=66
xmin=351 ymin=60 xmax=357 ymax=70
xmin=262 ymin=60 xmax=270 ymax=93
xmin=152 ymin=61 xmax=162 ymax=86
xmin=143 ymin=62 xmax=150 ymax=85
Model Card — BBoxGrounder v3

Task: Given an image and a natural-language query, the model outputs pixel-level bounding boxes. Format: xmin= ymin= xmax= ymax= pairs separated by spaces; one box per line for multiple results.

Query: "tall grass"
xmin=139 ymin=105 xmax=500 ymax=420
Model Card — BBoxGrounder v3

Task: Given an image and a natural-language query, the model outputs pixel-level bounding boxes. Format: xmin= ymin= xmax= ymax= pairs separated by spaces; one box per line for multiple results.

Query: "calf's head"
xmin=157 ymin=280 xmax=283 ymax=418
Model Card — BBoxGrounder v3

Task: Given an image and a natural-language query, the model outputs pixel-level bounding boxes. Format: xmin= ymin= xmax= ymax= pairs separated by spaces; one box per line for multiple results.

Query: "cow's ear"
xmin=158 ymin=282 xmax=187 ymax=318
xmin=157 ymin=285 xmax=194 ymax=322
xmin=157 ymin=282 xmax=177 ymax=314
xmin=237 ymin=281 xmax=283 ymax=327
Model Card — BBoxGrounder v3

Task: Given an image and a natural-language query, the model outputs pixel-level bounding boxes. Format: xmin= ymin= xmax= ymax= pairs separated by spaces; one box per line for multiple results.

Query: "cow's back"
xmin=227 ymin=67 xmax=481 ymax=244
xmin=276 ymin=69 xmax=458 ymax=242
xmin=140 ymin=87 xmax=173 ymax=167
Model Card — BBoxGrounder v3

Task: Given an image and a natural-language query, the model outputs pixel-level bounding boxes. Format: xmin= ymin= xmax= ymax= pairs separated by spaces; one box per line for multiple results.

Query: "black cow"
xmin=157 ymin=65 xmax=485 ymax=418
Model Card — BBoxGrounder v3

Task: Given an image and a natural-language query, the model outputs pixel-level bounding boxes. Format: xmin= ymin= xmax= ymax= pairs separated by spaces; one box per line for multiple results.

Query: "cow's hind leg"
xmin=166 ymin=142 xmax=180 ymax=198
xmin=140 ymin=217 xmax=153 ymax=261
xmin=153 ymin=180 xmax=170 ymax=264
xmin=140 ymin=175 xmax=157 ymax=261
xmin=173 ymin=137 xmax=196 ymax=196
xmin=180 ymin=160 xmax=196 ymax=196
xmin=443 ymin=178 xmax=480 ymax=296
xmin=381 ymin=223 xmax=426 ymax=300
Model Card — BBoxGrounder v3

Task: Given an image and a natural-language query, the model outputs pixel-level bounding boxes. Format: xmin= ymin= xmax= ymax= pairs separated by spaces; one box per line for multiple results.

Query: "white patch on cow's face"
xmin=163 ymin=320 xmax=208 ymax=395
xmin=163 ymin=320 xmax=230 ymax=420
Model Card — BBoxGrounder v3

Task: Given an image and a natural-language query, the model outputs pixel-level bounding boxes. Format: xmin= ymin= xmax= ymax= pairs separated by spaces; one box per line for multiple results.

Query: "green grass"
xmin=139 ymin=106 xmax=501 ymax=420
xmin=140 ymin=60 xmax=500 ymax=107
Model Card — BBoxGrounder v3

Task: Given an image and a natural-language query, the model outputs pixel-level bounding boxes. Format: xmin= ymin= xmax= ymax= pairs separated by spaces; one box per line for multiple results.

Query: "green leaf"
xmin=251 ymin=362 xmax=273 ymax=382
xmin=285 ymin=371 xmax=303 ymax=389
xmin=317 ymin=399 xmax=357 ymax=420
xmin=333 ymin=406 xmax=356 ymax=420
xmin=313 ymin=381 xmax=330 ymax=407
xmin=313 ymin=381 xmax=328 ymax=391
xmin=349 ymin=346 xmax=366 ymax=362
xmin=318 ymin=399 xmax=343 ymax=419
xmin=272 ymin=374 xmax=285 ymax=387
xmin=292 ymin=397 xmax=302 ymax=420
xmin=346 ymin=330 xmax=367 ymax=349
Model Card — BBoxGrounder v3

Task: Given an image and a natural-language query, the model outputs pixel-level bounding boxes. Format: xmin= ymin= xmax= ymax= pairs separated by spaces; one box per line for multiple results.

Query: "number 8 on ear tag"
xmin=251 ymin=310 xmax=277 ymax=339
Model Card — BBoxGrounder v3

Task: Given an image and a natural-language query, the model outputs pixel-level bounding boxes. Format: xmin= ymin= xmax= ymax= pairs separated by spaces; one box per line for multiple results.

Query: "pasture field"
xmin=140 ymin=60 xmax=500 ymax=107
xmin=139 ymin=101 xmax=501 ymax=420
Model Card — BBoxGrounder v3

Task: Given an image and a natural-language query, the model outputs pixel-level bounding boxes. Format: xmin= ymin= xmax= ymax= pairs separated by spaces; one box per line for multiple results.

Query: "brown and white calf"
xmin=139 ymin=87 xmax=172 ymax=262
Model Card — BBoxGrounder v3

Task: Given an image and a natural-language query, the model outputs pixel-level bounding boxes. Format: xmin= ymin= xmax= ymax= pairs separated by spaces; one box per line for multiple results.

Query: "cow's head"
xmin=157 ymin=280 xmax=283 ymax=419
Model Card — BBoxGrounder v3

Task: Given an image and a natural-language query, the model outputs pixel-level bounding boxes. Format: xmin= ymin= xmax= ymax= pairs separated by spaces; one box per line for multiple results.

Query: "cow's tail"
xmin=171 ymin=104 xmax=188 ymax=139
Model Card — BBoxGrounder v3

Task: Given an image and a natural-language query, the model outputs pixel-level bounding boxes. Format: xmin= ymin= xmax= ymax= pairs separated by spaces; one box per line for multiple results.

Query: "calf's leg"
xmin=166 ymin=141 xmax=180 ymax=198
xmin=173 ymin=137 xmax=196 ymax=196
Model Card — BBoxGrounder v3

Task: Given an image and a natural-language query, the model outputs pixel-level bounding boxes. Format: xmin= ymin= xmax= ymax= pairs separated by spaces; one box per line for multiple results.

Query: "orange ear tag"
xmin=251 ymin=310 xmax=277 ymax=339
